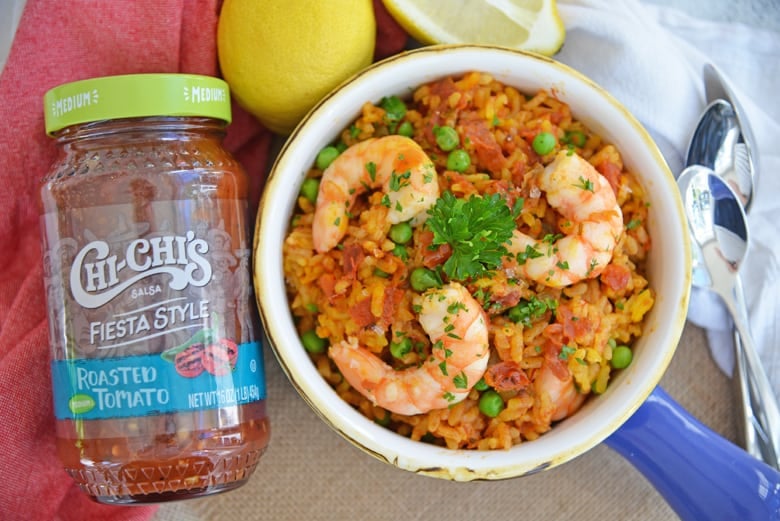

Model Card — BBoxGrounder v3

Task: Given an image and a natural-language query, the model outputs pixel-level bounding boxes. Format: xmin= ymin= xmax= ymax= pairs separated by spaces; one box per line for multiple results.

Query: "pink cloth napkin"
xmin=0 ymin=2 xmax=250 ymax=519
xmin=0 ymin=1 xmax=405 ymax=519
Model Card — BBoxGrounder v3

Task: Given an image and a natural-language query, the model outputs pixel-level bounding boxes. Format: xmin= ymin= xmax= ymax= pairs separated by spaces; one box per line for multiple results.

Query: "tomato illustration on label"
xmin=202 ymin=343 xmax=233 ymax=376
xmin=163 ymin=330 xmax=239 ymax=378
xmin=174 ymin=343 xmax=206 ymax=378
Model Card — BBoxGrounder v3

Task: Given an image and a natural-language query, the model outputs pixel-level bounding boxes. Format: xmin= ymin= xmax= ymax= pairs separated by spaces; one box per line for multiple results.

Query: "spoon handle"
xmin=723 ymin=275 xmax=780 ymax=469
xmin=733 ymin=332 xmax=762 ymax=455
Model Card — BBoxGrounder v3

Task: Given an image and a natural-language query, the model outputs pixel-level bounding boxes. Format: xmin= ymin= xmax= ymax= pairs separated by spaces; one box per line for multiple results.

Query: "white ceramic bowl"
xmin=253 ymin=45 xmax=691 ymax=481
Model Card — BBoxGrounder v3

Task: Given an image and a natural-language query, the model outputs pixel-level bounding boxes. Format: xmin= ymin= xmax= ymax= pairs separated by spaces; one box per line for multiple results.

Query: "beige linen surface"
xmin=154 ymin=323 xmax=735 ymax=521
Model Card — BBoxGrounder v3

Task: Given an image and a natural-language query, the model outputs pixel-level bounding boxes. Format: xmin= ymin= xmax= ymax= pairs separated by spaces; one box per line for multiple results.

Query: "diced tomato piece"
xmin=318 ymin=273 xmax=337 ymax=300
xmin=600 ymin=263 xmax=631 ymax=291
xmin=349 ymin=298 xmax=374 ymax=328
xmin=380 ymin=286 xmax=404 ymax=327
xmin=461 ymin=120 xmax=505 ymax=174
xmin=341 ymin=242 xmax=364 ymax=282
xmin=418 ymin=229 xmax=452 ymax=268
xmin=555 ymin=303 xmax=593 ymax=343
xmin=541 ymin=324 xmax=570 ymax=379
xmin=596 ymin=161 xmax=622 ymax=196
xmin=485 ymin=361 xmax=531 ymax=392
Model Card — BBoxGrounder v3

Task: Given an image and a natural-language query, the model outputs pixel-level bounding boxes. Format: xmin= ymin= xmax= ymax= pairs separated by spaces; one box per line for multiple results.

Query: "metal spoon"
xmin=685 ymin=98 xmax=753 ymax=210
xmin=702 ymin=63 xmax=760 ymax=212
xmin=678 ymin=165 xmax=780 ymax=469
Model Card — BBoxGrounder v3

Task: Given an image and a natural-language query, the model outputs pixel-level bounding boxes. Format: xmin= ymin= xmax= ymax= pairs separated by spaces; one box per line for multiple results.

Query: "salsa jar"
xmin=40 ymin=74 xmax=270 ymax=504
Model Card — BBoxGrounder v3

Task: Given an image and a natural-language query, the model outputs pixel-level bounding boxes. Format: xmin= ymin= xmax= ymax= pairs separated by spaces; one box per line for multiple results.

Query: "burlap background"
xmin=154 ymin=323 xmax=734 ymax=521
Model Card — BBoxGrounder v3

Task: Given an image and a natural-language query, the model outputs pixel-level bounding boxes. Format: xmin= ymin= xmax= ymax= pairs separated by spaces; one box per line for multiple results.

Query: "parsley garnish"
xmin=366 ymin=161 xmax=377 ymax=182
xmin=575 ymin=176 xmax=594 ymax=192
xmin=559 ymin=345 xmax=576 ymax=360
xmin=425 ymin=191 xmax=517 ymax=280
xmin=423 ymin=164 xmax=435 ymax=184
xmin=516 ymin=245 xmax=543 ymax=265
xmin=586 ymin=258 xmax=599 ymax=276
xmin=447 ymin=302 xmax=467 ymax=314
xmin=453 ymin=372 xmax=468 ymax=389
xmin=389 ymin=169 xmax=411 ymax=191
xmin=507 ymin=296 xmax=552 ymax=326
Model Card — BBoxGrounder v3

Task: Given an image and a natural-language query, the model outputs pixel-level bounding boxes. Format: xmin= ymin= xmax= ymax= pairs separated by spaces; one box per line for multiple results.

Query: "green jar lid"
xmin=43 ymin=73 xmax=232 ymax=135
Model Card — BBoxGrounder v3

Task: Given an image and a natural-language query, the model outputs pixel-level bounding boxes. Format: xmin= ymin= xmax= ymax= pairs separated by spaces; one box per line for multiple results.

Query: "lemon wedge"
xmin=381 ymin=0 xmax=565 ymax=56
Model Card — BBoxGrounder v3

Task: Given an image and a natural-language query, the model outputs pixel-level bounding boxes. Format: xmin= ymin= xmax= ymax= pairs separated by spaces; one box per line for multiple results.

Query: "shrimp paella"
xmin=282 ymin=71 xmax=654 ymax=450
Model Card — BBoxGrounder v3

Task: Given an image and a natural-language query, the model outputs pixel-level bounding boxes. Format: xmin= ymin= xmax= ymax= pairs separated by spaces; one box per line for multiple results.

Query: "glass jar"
xmin=40 ymin=74 xmax=270 ymax=504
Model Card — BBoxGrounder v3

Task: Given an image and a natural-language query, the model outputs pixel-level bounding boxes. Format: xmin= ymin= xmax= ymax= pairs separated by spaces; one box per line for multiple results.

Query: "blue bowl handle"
xmin=605 ymin=386 xmax=780 ymax=520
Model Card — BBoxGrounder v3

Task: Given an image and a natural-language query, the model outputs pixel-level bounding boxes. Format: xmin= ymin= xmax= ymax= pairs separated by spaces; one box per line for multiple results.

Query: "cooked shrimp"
xmin=506 ymin=150 xmax=623 ymax=287
xmin=312 ymin=135 xmax=439 ymax=253
xmin=329 ymin=282 xmax=489 ymax=416
xmin=535 ymin=361 xmax=586 ymax=422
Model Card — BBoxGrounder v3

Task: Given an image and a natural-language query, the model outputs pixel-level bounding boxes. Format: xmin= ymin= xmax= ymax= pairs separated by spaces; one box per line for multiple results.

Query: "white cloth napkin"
xmin=555 ymin=0 xmax=780 ymax=398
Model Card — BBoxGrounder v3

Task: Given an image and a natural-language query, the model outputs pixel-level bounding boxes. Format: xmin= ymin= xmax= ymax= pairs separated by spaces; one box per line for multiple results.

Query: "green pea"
xmin=390 ymin=337 xmax=413 ymax=359
xmin=374 ymin=410 xmax=392 ymax=426
xmin=421 ymin=432 xmax=437 ymax=443
xmin=563 ymin=130 xmax=587 ymax=148
xmin=433 ymin=125 xmax=459 ymax=151
xmin=373 ymin=268 xmax=390 ymax=279
xmin=392 ymin=244 xmax=409 ymax=261
xmin=397 ymin=121 xmax=414 ymax=137
xmin=507 ymin=303 xmax=526 ymax=324
xmin=315 ymin=145 xmax=340 ymax=170
xmin=479 ymin=390 xmax=505 ymax=418
xmin=389 ymin=222 xmax=413 ymax=244
xmin=446 ymin=149 xmax=471 ymax=172
xmin=611 ymin=345 xmax=633 ymax=369
xmin=474 ymin=378 xmax=489 ymax=391
xmin=532 ymin=131 xmax=556 ymax=156
xmin=300 ymin=177 xmax=320 ymax=204
xmin=301 ymin=330 xmax=328 ymax=354
xmin=380 ymin=95 xmax=407 ymax=122
xmin=410 ymin=267 xmax=441 ymax=292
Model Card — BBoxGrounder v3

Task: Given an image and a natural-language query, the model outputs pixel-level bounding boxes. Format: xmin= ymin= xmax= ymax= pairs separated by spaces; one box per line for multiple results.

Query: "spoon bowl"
xmin=679 ymin=164 xmax=748 ymax=274
xmin=685 ymin=99 xmax=753 ymax=210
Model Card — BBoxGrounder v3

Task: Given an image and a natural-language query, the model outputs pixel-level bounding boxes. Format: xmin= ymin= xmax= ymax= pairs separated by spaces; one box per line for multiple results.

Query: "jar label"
xmin=51 ymin=340 xmax=266 ymax=420
xmin=41 ymin=198 xmax=267 ymax=420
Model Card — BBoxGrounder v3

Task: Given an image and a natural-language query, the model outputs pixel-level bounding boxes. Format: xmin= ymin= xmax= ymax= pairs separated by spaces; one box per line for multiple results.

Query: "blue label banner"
xmin=51 ymin=340 xmax=266 ymax=420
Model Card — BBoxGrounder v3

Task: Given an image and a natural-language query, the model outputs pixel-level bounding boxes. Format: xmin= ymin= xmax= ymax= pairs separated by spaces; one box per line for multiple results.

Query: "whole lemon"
xmin=217 ymin=0 xmax=376 ymax=135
